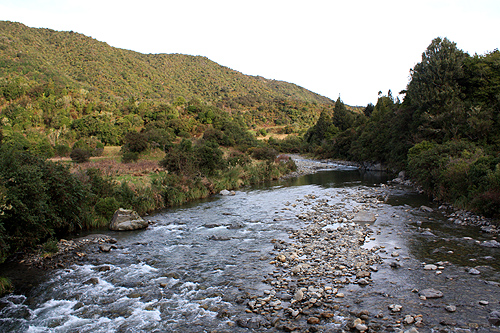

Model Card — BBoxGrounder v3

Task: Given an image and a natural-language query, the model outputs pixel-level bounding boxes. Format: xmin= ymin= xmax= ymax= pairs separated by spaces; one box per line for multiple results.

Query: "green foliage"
xmin=404 ymin=37 xmax=469 ymax=142
xmin=42 ymin=238 xmax=59 ymax=254
xmin=250 ymin=147 xmax=278 ymax=161
xmin=94 ymin=197 xmax=121 ymax=221
xmin=73 ymin=137 xmax=104 ymax=157
xmin=195 ymin=141 xmax=226 ymax=176
xmin=227 ymin=150 xmax=252 ymax=167
xmin=0 ymin=147 xmax=91 ymax=262
xmin=407 ymin=139 xmax=500 ymax=216
xmin=0 ymin=276 xmax=13 ymax=296
xmin=70 ymin=147 xmax=91 ymax=163
xmin=122 ymin=151 xmax=140 ymax=163
xmin=122 ymin=131 xmax=148 ymax=153
xmin=55 ymin=144 xmax=71 ymax=157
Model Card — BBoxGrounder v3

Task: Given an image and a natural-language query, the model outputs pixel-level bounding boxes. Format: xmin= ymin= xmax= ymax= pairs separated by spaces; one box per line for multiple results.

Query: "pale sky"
xmin=1 ymin=0 xmax=499 ymax=106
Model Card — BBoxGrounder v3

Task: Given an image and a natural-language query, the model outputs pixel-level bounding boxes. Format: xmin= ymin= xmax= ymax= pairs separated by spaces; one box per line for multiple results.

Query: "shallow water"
xmin=1 ymin=166 xmax=499 ymax=332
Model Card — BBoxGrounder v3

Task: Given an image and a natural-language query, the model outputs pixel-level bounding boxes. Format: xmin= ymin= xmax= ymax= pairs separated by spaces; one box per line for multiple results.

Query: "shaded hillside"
xmin=0 ymin=21 xmax=332 ymax=105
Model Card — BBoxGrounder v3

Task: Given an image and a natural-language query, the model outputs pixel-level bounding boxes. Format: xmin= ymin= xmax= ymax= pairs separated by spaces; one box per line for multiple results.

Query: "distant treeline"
xmin=302 ymin=38 xmax=500 ymax=218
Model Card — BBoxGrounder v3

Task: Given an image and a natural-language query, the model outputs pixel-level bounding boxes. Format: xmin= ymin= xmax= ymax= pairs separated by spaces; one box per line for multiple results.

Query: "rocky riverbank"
xmin=232 ymin=183 xmax=500 ymax=332
xmin=283 ymin=154 xmax=360 ymax=179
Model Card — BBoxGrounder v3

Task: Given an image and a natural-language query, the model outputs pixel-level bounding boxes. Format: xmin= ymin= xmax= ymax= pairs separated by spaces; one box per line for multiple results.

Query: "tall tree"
xmin=331 ymin=97 xmax=352 ymax=131
xmin=404 ymin=37 xmax=468 ymax=142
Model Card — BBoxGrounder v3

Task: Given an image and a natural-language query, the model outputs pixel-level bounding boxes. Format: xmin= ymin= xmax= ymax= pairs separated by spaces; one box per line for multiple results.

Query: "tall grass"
xmin=0 ymin=277 xmax=13 ymax=296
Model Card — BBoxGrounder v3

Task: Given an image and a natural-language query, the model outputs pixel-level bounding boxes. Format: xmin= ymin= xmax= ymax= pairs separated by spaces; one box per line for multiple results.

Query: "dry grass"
xmin=71 ymin=159 xmax=162 ymax=177
xmin=256 ymin=134 xmax=289 ymax=141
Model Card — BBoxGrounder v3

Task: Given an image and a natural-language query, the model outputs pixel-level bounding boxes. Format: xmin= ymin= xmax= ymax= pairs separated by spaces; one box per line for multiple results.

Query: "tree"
xmin=404 ymin=37 xmax=468 ymax=142
xmin=331 ymin=97 xmax=353 ymax=131
xmin=305 ymin=110 xmax=332 ymax=145
xmin=122 ymin=131 xmax=148 ymax=153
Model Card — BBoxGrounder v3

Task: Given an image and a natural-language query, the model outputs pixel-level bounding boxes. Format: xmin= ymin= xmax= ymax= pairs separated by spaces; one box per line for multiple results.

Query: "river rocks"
xmin=219 ymin=189 xmax=236 ymax=196
xmin=419 ymin=288 xmax=443 ymax=299
xmin=99 ymin=244 xmax=117 ymax=252
xmin=420 ymin=205 xmax=434 ymax=213
xmin=489 ymin=311 xmax=500 ymax=326
xmin=388 ymin=304 xmax=402 ymax=312
xmin=84 ymin=277 xmax=99 ymax=285
xmin=444 ymin=305 xmax=457 ymax=312
xmin=481 ymin=240 xmax=500 ymax=248
xmin=423 ymin=264 xmax=438 ymax=270
xmin=468 ymin=267 xmax=481 ymax=275
xmin=109 ymin=208 xmax=148 ymax=231
xmin=352 ymin=211 xmax=376 ymax=224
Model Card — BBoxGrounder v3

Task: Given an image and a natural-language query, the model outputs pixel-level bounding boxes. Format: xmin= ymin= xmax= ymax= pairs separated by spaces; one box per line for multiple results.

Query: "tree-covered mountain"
xmin=0 ymin=20 xmax=332 ymax=106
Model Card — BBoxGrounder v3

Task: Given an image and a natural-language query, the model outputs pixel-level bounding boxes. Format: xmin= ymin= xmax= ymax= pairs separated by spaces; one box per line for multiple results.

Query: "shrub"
xmin=42 ymin=238 xmax=59 ymax=254
xmin=0 ymin=277 xmax=12 ymax=296
xmin=0 ymin=148 xmax=91 ymax=259
xmin=195 ymin=141 xmax=226 ymax=176
xmin=227 ymin=150 xmax=251 ymax=167
xmin=70 ymin=147 xmax=91 ymax=163
xmin=122 ymin=151 xmax=140 ymax=163
xmin=94 ymin=197 xmax=121 ymax=221
xmin=73 ymin=137 xmax=104 ymax=157
xmin=55 ymin=144 xmax=71 ymax=157
xmin=250 ymin=147 xmax=278 ymax=161
xmin=122 ymin=131 xmax=148 ymax=153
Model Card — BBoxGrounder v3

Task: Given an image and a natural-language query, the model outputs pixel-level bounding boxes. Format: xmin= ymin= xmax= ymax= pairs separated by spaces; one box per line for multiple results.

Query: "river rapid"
xmin=0 ymin=160 xmax=499 ymax=332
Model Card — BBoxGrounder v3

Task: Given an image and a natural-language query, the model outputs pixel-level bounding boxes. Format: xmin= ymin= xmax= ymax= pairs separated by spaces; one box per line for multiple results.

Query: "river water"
xmin=1 ymin=165 xmax=499 ymax=332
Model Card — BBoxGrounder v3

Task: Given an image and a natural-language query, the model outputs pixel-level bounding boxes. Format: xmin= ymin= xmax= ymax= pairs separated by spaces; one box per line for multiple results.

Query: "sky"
xmin=1 ymin=0 xmax=499 ymax=106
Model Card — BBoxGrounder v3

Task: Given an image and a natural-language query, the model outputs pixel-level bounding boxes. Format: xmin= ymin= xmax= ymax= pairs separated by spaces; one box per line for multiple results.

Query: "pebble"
xmin=419 ymin=288 xmax=443 ymax=299
xmin=403 ymin=315 xmax=414 ymax=324
xmin=355 ymin=323 xmax=368 ymax=331
xmin=468 ymin=268 xmax=481 ymax=275
xmin=445 ymin=305 xmax=457 ymax=312
xmin=489 ymin=311 xmax=500 ymax=326
xmin=388 ymin=304 xmax=402 ymax=312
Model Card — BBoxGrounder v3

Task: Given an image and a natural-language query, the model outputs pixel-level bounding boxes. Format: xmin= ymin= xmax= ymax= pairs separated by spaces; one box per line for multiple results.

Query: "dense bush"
xmin=70 ymin=147 xmax=91 ymax=163
xmin=407 ymin=140 xmax=500 ymax=217
xmin=0 ymin=147 xmax=91 ymax=263
xmin=55 ymin=144 xmax=71 ymax=157
xmin=250 ymin=147 xmax=278 ymax=161
xmin=122 ymin=151 xmax=140 ymax=163
xmin=73 ymin=137 xmax=104 ymax=157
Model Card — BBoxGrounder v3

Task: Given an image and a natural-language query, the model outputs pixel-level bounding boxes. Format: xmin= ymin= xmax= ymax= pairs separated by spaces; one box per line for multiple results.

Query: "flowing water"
xmin=1 ymin=166 xmax=499 ymax=332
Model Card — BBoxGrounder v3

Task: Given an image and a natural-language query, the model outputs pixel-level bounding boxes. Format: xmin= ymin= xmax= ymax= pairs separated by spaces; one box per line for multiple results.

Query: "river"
xmin=0 ymin=164 xmax=499 ymax=332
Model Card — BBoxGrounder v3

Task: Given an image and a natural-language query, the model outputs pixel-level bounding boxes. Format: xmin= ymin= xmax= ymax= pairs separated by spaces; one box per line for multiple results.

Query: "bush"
xmin=0 ymin=277 xmax=12 ymax=296
xmin=55 ymin=144 xmax=72 ymax=157
xmin=73 ymin=137 xmax=104 ymax=157
xmin=250 ymin=147 xmax=278 ymax=161
xmin=0 ymin=148 xmax=91 ymax=261
xmin=227 ymin=150 xmax=251 ymax=167
xmin=70 ymin=147 xmax=91 ymax=163
xmin=42 ymin=238 xmax=59 ymax=254
xmin=94 ymin=197 xmax=121 ymax=221
xmin=195 ymin=141 xmax=226 ymax=176
xmin=122 ymin=131 xmax=148 ymax=153
xmin=122 ymin=151 xmax=140 ymax=163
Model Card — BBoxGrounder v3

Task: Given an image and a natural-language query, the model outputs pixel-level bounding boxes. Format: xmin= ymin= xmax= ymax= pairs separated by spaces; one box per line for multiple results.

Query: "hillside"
xmin=0 ymin=21 xmax=332 ymax=106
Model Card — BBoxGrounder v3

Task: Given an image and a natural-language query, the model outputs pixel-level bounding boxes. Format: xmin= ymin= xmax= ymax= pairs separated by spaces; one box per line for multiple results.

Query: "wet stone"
xmin=419 ymin=288 xmax=443 ymax=299
xmin=444 ymin=305 xmax=457 ymax=312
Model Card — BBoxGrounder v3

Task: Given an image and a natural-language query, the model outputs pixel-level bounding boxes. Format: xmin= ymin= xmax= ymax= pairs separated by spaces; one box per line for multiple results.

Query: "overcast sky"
xmin=1 ymin=0 xmax=499 ymax=106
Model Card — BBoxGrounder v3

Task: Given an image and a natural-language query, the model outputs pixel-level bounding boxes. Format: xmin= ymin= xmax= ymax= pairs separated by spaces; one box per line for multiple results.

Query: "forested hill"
xmin=0 ymin=21 xmax=332 ymax=105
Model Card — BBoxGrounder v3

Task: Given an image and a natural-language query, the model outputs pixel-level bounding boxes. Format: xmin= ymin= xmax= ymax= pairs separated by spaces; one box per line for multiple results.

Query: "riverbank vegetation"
xmin=302 ymin=38 xmax=500 ymax=219
xmin=0 ymin=20 xmax=498 ymax=285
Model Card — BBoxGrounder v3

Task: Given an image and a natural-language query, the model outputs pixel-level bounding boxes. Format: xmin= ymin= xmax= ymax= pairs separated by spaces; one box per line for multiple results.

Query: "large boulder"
xmin=109 ymin=208 xmax=148 ymax=231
